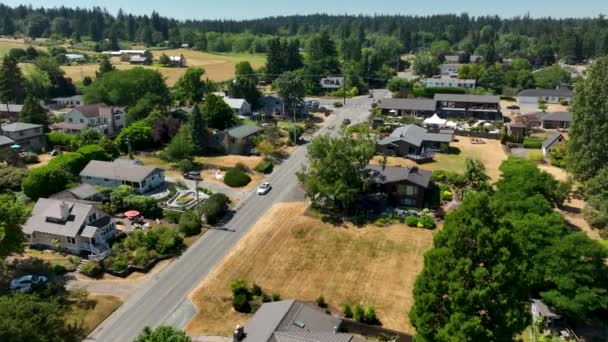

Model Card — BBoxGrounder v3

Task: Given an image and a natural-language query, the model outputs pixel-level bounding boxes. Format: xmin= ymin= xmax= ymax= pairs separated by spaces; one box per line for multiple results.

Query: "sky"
xmin=2 ymin=0 xmax=607 ymax=20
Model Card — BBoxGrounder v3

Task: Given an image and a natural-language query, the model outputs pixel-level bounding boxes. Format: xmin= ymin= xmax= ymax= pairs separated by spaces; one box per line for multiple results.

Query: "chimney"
xmin=60 ymin=201 xmax=70 ymax=220
xmin=411 ymin=166 xmax=419 ymax=174
xmin=233 ymin=325 xmax=245 ymax=342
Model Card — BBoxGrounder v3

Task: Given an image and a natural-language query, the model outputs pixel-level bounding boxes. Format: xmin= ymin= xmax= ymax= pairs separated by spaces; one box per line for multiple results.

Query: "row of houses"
xmin=378 ymin=94 xmax=503 ymax=121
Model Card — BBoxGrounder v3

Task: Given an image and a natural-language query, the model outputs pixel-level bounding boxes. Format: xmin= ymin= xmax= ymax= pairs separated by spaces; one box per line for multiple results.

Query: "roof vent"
xmin=293 ymin=321 xmax=306 ymax=329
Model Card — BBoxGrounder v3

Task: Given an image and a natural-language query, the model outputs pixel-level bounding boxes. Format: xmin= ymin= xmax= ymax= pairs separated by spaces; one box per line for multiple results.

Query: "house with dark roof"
xmin=517 ymin=87 xmax=573 ymax=104
xmin=22 ymin=198 xmax=116 ymax=259
xmin=0 ymin=103 xmax=24 ymax=120
xmin=236 ymin=299 xmax=353 ymax=342
xmin=541 ymin=112 xmax=572 ymax=130
xmin=80 ymin=159 xmax=165 ymax=194
xmin=212 ymin=124 xmax=263 ymax=155
xmin=0 ymin=122 xmax=45 ymax=152
xmin=50 ymin=184 xmax=107 ymax=203
xmin=365 ymin=165 xmax=433 ymax=208
xmin=377 ymin=124 xmax=453 ymax=162
xmin=259 ymin=95 xmax=307 ymax=117
xmin=59 ymin=104 xmax=127 ymax=136
xmin=508 ymin=123 xmax=528 ymax=137
xmin=377 ymin=98 xmax=436 ymax=117
xmin=542 ymin=133 xmax=565 ymax=158
xmin=434 ymin=94 xmax=502 ymax=121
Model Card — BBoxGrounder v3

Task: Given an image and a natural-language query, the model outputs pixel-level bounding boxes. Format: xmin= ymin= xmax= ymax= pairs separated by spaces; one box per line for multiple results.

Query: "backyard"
xmin=186 ymin=202 xmax=436 ymax=336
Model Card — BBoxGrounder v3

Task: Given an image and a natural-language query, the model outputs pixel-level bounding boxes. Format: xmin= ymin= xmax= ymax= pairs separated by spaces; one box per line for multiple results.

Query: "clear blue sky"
xmin=3 ymin=0 xmax=607 ymax=20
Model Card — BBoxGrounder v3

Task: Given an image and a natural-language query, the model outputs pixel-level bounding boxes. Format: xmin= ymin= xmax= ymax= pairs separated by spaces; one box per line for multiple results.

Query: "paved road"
xmin=87 ymin=92 xmax=382 ymax=342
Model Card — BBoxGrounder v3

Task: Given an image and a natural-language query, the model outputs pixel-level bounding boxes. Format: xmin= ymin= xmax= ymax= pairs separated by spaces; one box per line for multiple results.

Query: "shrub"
xmin=177 ymin=159 xmax=194 ymax=173
xmin=76 ymin=144 xmax=110 ymax=162
xmin=199 ymin=193 xmax=230 ymax=224
xmin=254 ymin=159 xmax=274 ymax=174
xmin=22 ymin=165 xmax=74 ymax=200
xmin=250 ymin=283 xmax=263 ymax=297
xmin=261 ymin=293 xmax=272 ymax=303
xmin=48 ymin=132 xmax=78 ymax=149
xmin=363 ymin=305 xmax=378 ymax=324
xmin=230 ymin=278 xmax=250 ymax=298
xmin=80 ymin=261 xmax=103 ymax=277
xmin=51 ymin=264 xmax=67 ymax=275
xmin=23 ymin=153 xmax=39 ymax=164
xmin=271 ymin=293 xmax=281 ymax=301
xmin=287 ymin=125 xmax=304 ymax=145
xmin=333 ymin=101 xmax=343 ymax=108
xmin=48 ymin=152 xmax=88 ymax=174
xmin=441 ymin=190 xmax=453 ymax=202
xmin=342 ymin=304 xmax=353 ymax=318
xmin=528 ymin=150 xmax=544 ymax=163
xmin=419 ymin=215 xmax=436 ymax=229
xmin=405 ymin=216 xmax=419 ymax=227
xmin=122 ymin=194 xmax=163 ymax=218
xmin=224 ymin=168 xmax=252 ymax=187
xmin=163 ymin=210 xmax=182 ymax=224
xmin=432 ymin=170 xmax=467 ymax=188
xmin=232 ymin=293 xmax=251 ymax=313
xmin=523 ymin=138 xmax=543 ymax=149
xmin=178 ymin=211 xmax=201 ymax=237
xmin=353 ymin=304 xmax=365 ymax=322
xmin=234 ymin=162 xmax=249 ymax=172
xmin=316 ymin=295 xmax=327 ymax=308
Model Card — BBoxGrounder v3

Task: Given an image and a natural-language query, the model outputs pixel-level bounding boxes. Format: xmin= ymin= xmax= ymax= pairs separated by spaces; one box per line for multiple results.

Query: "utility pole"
xmin=343 ymin=74 xmax=347 ymax=106
xmin=195 ymin=175 xmax=202 ymax=222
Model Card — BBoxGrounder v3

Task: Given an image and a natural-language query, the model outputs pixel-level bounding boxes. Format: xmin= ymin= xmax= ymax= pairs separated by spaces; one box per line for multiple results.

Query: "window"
xmin=403 ymin=198 xmax=416 ymax=206
xmin=88 ymin=213 xmax=97 ymax=222
xmin=406 ymin=185 xmax=418 ymax=197
xmin=104 ymin=178 xmax=109 ymax=182
xmin=79 ymin=119 xmax=84 ymax=123
xmin=68 ymin=118 xmax=73 ymax=122
xmin=67 ymin=237 xmax=76 ymax=244
xmin=115 ymin=115 xmax=121 ymax=120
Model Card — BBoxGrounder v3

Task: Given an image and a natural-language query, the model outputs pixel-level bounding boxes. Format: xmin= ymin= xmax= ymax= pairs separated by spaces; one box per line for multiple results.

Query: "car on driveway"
xmin=10 ymin=274 xmax=48 ymax=292
xmin=257 ymin=182 xmax=272 ymax=195
xmin=506 ymin=105 xmax=520 ymax=110
xmin=183 ymin=171 xmax=201 ymax=180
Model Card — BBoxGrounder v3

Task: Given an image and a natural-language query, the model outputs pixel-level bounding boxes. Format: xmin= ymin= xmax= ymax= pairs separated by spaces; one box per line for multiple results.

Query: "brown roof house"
xmin=22 ymin=198 xmax=116 ymax=260
xmin=365 ymin=165 xmax=433 ymax=208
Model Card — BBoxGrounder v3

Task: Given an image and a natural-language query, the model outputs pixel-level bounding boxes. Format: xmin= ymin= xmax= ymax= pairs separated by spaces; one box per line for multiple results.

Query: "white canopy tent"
xmin=423 ymin=114 xmax=447 ymax=127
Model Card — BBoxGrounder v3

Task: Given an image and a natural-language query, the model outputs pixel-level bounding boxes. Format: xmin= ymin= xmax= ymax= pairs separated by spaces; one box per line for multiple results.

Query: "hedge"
xmin=48 ymin=132 xmax=78 ymax=149
xmin=199 ymin=193 xmax=230 ymax=224
xmin=179 ymin=211 xmax=201 ymax=236
xmin=523 ymin=138 xmax=543 ymax=149
xmin=254 ymin=159 xmax=274 ymax=174
xmin=224 ymin=169 xmax=252 ymax=188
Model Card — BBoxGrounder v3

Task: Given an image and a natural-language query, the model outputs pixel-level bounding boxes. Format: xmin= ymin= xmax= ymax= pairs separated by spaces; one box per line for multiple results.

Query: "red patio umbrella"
xmin=124 ymin=210 xmax=141 ymax=218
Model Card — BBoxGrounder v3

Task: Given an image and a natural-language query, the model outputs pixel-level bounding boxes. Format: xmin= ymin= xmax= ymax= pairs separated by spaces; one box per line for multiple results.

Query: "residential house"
xmin=365 ymin=165 xmax=433 ymax=208
xmin=542 ymin=133 xmax=565 ymax=158
xmin=444 ymin=55 xmax=462 ymax=63
xmin=50 ymin=184 xmax=107 ymax=203
xmin=130 ymin=55 xmax=151 ymax=65
xmin=508 ymin=123 xmax=528 ymax=137
xmin=65 ymin=54 xmax=86 ymax=63
xmin=79 ymin=159 xmax=165 ymax=194
xmin=541 ymin=112 xmax=572 ymax=130
xmin=180 ymin=43 xmax=190 ymax=49
xmin=377 ymin=124 xmax=453 ymax=162
xmin=469 ymin=55 xmax=483 ymax=63
xmin=0 ymin=122 xmax=45 ymax=152
xmin=22 ymin=198 xmax=116 ymax=259
xmin=103 ymin=50 xmax=148 ymax=57
xmin=378 ymin=98 xmax=436 ymax=117
xmin=423 ymin=76 xmax=476 ymax=89
xmin=319 ymin=76 xmax=344 ymax=90
xmin=0 ymin=103 xmax=24 ymax=120
xmin=0 ymin=135 xmax=15 ymax=149
xmin=530 ymin=299 xmax=564 ymax=334
xmin=212 ymin=124 xmax=262 ymax=155
xmin=235 ymin=299 xmax=353 ymax=342
xmin=517 ymin=88 xmax=573 ymax=104
xmin=434 ymin=94 xmax=503 ymax=121
xmin=439 ymin=63 xmax=461 ymax=76
xmin=259 ymin=95 xmax=284 ymax=116
xmin=223 ymin=98 xmax=252 ymax=116
xmin=57 ymin=104 xmax=127 ymax=136
xmin=169 ymin=55 xmax=186 ymax=67
xmin=48 ymin=95 xmax=84 ymax=108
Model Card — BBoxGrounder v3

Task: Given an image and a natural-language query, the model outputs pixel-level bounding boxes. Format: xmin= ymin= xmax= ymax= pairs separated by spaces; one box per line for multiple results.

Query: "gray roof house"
xmin=22 ymin=198 xmax=116 ymax=259
xmin=237 ymin=299 xmax=353 ymax=342
xmin=377 ymin=98 xmax=437 ymax=117
xmin=50 ymin=184 xmax=107 ymax=203
xmin=80 ymin=160 xmax=165 ymax=194
xmin=518 ymin=88 xmax=573 ymax=104
xmin=212 ymin=125 xmax=263 ymax=155
xmin=0 ymin=135 xmax=15 ymax=148
xmin=0 ymin=122 xmax=45 ymax=152
xmin=434 ymin=94 xmax=502 ymax=121
xmin=541 ymin=112 xmax=572 ymax=129
xmin=542 ymin=133 xmax=565 ymax=158
xmin=378 ymin=124 xmax=453 ymax=162
xmin=0 ymin=103 xmax=24 ymax=120
xmin=365 ymin=165 xmax=433 ymax=208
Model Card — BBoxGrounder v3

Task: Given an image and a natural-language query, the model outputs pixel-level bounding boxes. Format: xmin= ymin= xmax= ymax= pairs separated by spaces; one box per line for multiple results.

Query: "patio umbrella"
xmin=10 ymin=144 xmax=21 ymax=149
xmin=124 ymin=210 xmax=141 ymax=218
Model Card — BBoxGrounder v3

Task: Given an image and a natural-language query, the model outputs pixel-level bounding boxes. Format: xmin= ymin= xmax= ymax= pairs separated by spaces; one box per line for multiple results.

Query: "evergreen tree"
xmin=18 ymin=95 xmax=49 ymax=132
xmin=567 ymin=57 xmax=608 ymax=181
xmin=285 ymin=39 xmax=303 ymax=71
xmin=2 ymin=15 xmax=15 ymax=36
xmin=97 ymin=55 xmax=115 ymax=78
xmin=0 ymin=55 xmax=25 ymax=104
xmin=201 ymin=94 xmax=237 ymax=131
xmin=189 ymin=104 xmax=206 ymax=154
xmin=265 ymin=38 xmax=285 ymax=80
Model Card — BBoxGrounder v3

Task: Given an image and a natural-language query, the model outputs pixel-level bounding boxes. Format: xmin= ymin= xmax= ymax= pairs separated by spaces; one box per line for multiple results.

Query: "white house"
xmin=169 ymin=55 xmax=186 ymax=67
xmin=57 ymin=104 xmax=127 ymax=136
xmin=319 ymin=76 xmax=344 ymax=90
xmin=49 ymin=95 xmax=84 ymax=108
xmin=423 ymin=76 xmax=476 ymax=89
xmin=439 ymin=64 xmax=461 ymax=76
xmin=80 ymin=159 xmax=165 ymax=194
xmin=517 ymin=88 xmax=573 ymax=104
xmin=22 ymin=198 xmax=116 ymax=259
xmin=65 ymin=54 xmax=86 ymax=63
xmin=223 ymin=98 xmax=252 ymax=116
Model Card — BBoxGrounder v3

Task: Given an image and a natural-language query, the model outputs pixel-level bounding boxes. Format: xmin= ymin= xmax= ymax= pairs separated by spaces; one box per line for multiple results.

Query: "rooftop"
xmin=223 ymin=98 xmax=249 ymax=110
xmin=543 ymin=133 xmax=564 ymax=149
xmin=518 ymin=88 xmax=573 ymax=98
xmin=22 ymin=198 xmax=107 ymax=238
xmin=366 ymin=165 xmax=432 ymax=188
xmin=0 ymin=135 xmax=15 ymax=146
xmin=379 ymin=124 xmax=453 ymax=147
xmin=70 ymin=104 xmax=125 ymax=118
xmin=541 ymin=111 xmax=572 ymax=122
xmin=80 ymin=160 xmax=164 ymax=183
xmin=0 ymin=103 xmax=24 ymax=113
xmin=0 ymin=122 xmax=43 ymax=132
xmin=434 ymin=94 xmax=500 ymax=104
xmin=226 ymin=124 xmax=262 ymax=139
xmin=50 ymin=184 xmax=105 ymax=202
xmin=378 ymin=98 xmax=436 ymax=112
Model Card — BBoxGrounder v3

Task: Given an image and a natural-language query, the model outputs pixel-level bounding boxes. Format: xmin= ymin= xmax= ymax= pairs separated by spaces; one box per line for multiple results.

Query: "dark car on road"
xmin=183 ymin=171 xmax=201 ymax=180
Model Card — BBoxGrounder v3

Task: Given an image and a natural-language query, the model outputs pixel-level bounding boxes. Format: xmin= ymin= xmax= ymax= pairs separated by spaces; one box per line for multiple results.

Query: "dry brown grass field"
xmin=186 ymin=202 xmax=437 ymax=336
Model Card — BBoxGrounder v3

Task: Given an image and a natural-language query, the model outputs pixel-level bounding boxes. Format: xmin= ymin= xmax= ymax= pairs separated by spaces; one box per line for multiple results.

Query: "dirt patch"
xmin=538 ymin=164 xmax=569 ymax=181
xmin=186 ymin=202 xmax=435 ymax=336
xmin=373 ymin=138 xmax=508 ymax=181
xmin=66 ymin=294 xmax=122 ymax=336
xmin=26 ymin=153 xmax=54 ymax=169
xmin=559 ymin=198 xmax=603 ymax=241
xmin=195 ymin=155 xmax=263 ymax=171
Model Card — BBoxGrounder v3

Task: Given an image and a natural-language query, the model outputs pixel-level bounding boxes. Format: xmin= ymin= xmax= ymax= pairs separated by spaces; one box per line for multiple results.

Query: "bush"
xmin=363 ymin=305 xmax=378 ymax=324
xmin=342 ymin=304 xmax=353 ymax=318
xmin=523 ymin=138 xmax=543 ymax=149
xmin=48 ymin=132 xmax=78 ymax=149
xmin=199 ymin=193 xmax=230 ymax=224
xmin=405 ymin=216 xmax=419 ymax=227
xmin=48 ymin=152 xmax=88 ymax=174
xmin=316 ymin=295 xmax=327 ymax=308
xmin=23 ymin=153 xmax=39 ymax=164
xmin=333 ymin=101 xmax=343 ymax=108
xmin=250 ymin=283 xmax=263 ymax=297
xmin=22 ymin=165 xmax=75 ymax=200
xmin=254 ymin=159 xmax=274 ymax=174
xmin=419 ymin=215 xmax=436 ymax=229
xmin=224 ymin=168 xmax=252 ymax=187
xmin=230 ymin=278 xmax=250 ymax=298
xmin=178 ymin=211 xmax=201 ymax=237
xmin=76 ymin=144 xmax=110 ymax=162
xmin=80 ymin=261 xmax=103 ymax=277
xmin=176 ymin=159 xmax=194 ymax=173
xmin=234 ymin=162 xmax=249 ymax=173
xmin=432 ymin=170 xmax=467 ymax=188
xmin=353 ymin=304 xmax=365 ymax=322
xmin=271 ymin=293 xmax=281 ymax=301
xmin=232 ymin=293 xmax=251 ymax=313
xmin=287 ymin=125 xmax=304 ymax=145
xmin=163 ymin=210 xmax=182 ymax=224
xmin=528 ymin=150 xmax=544 ymax=163
xmin=441 ymin=190 xmax=453 ymax=202
xmin=50 ymin=264 xmax=67 ymax=275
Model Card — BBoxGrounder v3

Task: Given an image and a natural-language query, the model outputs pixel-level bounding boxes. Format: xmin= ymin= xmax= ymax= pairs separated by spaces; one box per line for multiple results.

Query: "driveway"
xmin=86 ymin=93 xmax=379 ymax=342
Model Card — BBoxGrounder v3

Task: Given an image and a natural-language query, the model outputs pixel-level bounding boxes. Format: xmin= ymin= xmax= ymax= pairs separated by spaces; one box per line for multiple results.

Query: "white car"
xmin=10 ymin=274 xmax=48 ymax=292
xmin=257 ymin=182 xmax=272 ymax=195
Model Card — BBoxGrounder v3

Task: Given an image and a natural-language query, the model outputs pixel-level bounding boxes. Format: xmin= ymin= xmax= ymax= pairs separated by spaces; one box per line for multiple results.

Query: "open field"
xmin=66 ymin=294 xmax=122 ymax=335
xmin=372 ymin=137 xmax=508 ymax=181
xmin=186 ymin=202 xmax=436 ymax=336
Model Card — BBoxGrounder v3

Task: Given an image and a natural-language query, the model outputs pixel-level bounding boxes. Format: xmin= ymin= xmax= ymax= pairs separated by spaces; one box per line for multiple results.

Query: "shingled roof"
xmin=378 ymin=98 xmax=437 ymax=111
xmin=365 ymin=165 xmax=432 ymax=188
xmin=80 ymin=160 xmax=164 ymax=183
xmin=378 ymin=124 xmax=453 ymax=147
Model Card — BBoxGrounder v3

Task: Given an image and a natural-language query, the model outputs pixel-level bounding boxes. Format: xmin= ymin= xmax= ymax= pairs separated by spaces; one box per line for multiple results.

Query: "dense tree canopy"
xmin=0 ymin=194 xmax=26 ymax=260
xmin=172 ymin=67 xmax=208 ymax=105
xmin=134 ymin=326 xmax=191 ymax=342
xmin=201 ymin=94 xmax=237 ymax=131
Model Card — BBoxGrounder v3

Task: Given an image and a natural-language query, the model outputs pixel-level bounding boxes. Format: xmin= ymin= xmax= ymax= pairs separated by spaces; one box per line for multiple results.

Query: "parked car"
xmin=368 ymin=93 xmax=374 ymax=98
xmin=506 ymin=105 xmax=520 ymax=110
xmin=183 ymin=171 xmax=201 ymax=180
xmin=342 ymin=119 xmax=351 ymax=126
xmin=257 ymin=182 xmax=272 ymax=195
xmin=10 ymin=274 xmax=48 ymax=292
